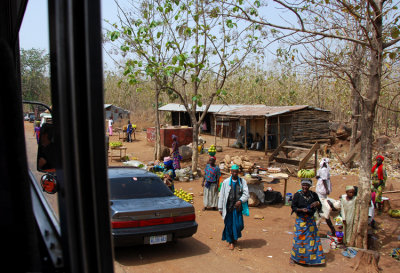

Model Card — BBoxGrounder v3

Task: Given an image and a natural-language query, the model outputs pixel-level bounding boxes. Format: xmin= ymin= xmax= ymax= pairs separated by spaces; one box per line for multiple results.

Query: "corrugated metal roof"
xmin=220 ymin=105 xmax=330 ymax=117
xmin=158 ymin=103 xmax=243 ymax=113
xmin=158 ymin=103 xmax=330 ymax=117
xmin=104 ymin=104 xmax=130 ymax=113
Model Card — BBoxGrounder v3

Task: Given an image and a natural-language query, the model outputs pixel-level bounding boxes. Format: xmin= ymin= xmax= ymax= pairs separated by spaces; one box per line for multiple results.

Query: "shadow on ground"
xmin=114 ymin=237 xmax=210 ymax=266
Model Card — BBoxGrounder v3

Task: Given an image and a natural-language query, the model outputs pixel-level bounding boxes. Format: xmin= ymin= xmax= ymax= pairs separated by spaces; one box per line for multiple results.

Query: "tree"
xmin=20 ymin=48 xmax=50 ymax=104
xmin=107 ymin=0 xmax=262 ymax=171
xmin=225 ymin=0 xmax=400 ymax=248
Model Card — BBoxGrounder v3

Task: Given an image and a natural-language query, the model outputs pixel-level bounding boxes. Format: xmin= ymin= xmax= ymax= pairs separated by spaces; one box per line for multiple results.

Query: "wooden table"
xmin=258 ymin=173 xmax=289 ymax=204
xmin=109 ymin=146 xmax=127 ymax=162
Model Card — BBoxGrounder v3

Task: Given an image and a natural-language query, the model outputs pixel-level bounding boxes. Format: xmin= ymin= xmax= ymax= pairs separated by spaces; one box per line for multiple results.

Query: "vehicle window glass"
xmin=109 ymin=177 xmax=173 ymax=199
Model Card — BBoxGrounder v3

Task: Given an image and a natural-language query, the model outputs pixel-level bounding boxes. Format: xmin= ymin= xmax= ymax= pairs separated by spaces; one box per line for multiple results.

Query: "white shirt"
xmin=108 ymin=119 xmax=113 ymax=127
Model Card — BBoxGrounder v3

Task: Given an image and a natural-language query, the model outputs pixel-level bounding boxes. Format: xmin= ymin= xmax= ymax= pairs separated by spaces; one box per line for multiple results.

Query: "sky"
xmin=19 ymin=1 xmax=290 ymax=71
xmin=19 ymin=0 xmax=123 ymax=70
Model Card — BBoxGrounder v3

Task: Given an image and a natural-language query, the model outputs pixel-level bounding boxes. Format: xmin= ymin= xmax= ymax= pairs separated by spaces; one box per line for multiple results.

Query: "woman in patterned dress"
xmin=171 ymin=135 xmax=182 ymax=170
xmin=202 ymin=156 xmax=221 ymax=211
xmin=290 ymin=178 xmax=325 ymax=266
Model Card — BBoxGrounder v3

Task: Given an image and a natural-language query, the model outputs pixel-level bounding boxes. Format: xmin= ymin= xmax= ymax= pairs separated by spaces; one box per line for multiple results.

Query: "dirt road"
xmin=24 ymin=122 xmax=400 ymax=272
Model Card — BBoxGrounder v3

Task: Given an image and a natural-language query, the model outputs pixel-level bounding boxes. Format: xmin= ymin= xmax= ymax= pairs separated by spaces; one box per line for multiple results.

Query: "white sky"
xmin=19 ymin=1 xmax=289 ymax=71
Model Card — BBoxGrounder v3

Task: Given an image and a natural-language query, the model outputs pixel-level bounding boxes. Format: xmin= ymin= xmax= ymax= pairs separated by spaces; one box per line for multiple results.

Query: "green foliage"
xmin=20 ymin=48 xmax=50 ymax=104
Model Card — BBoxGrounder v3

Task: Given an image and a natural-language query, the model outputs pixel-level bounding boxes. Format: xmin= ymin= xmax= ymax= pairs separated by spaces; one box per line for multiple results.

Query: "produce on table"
xmin=174 ymin=188 xmax=193 ymax=203
xmin=110 ymin=141 xmax=122 ymax=148
xmin=297 ymin=169 xmax=316 ymax=178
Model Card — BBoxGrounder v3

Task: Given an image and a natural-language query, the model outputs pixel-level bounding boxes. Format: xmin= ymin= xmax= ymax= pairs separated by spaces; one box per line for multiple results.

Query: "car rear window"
xmin=109 ymin=176 xmax=173 ymax=199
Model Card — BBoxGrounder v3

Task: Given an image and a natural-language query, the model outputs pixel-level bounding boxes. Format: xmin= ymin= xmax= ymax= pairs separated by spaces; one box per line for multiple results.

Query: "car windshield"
xmin=109 ymin=176 xmax=173 ymax=199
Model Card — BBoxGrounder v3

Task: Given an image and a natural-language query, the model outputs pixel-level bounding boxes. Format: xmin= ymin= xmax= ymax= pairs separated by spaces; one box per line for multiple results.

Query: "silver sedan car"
xmin=108 ymin=167 xmax=198 ymax=247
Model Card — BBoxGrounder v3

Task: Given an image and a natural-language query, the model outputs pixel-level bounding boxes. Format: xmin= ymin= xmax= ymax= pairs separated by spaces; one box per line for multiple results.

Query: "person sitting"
xmin=163 ymin=157 xmax=175 ymax=192
xmin=250 ymin=133 xmax=263 ymax=150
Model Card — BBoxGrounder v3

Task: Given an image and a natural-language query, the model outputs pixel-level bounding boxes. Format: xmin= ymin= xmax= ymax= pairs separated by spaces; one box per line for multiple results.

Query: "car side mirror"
xmin=37 ymin=123 xmax=57 ymax=173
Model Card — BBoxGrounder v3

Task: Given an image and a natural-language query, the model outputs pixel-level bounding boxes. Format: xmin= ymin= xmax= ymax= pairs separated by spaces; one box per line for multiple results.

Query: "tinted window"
xmin=109 ymin=177 xmax=173 ymax=199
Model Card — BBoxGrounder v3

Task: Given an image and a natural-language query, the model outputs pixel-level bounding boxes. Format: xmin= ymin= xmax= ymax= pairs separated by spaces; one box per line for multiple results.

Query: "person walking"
xmin=290 ymin=178 xmax=325 ymax=266
xmin=171 ymin=134 xmax=181 ymax=170
xmin=108 ymin=116 xmax=114 ymax=136
xmin=218 ymin=164 xmax=249 ymax=250
xmin=315 ymin=158 xmax=336 ymax=234
xmin=202 ymin=156 xmax=221 ymax=211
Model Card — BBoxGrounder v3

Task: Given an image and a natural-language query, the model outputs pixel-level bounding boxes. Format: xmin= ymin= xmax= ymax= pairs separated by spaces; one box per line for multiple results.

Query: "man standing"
xmin=218 ymin=164 xmax=249 ymax=250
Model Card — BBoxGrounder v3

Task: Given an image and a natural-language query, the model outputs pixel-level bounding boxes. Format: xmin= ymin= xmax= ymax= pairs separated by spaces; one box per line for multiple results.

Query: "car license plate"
xmin=149 ymin=235 xmax=168 ymax=245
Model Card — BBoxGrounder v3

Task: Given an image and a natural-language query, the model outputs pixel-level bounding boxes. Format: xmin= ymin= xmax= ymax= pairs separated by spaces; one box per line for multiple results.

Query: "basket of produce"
xmin=297 ymin=169 xmax=316 ymax=178
xmin=208 ymin=145 xmax=217 ymax=156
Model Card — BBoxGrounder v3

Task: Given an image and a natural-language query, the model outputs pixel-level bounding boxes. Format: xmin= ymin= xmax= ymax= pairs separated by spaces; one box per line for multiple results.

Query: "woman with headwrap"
xmin=163 ymin=157 xmax=175 ymax=192
xmin=218 ymin=165 xmax=249 ymax=250
xmin=340 ymin=186 xmax=357 ymax=244
xmin=371 ymin=155 xmax=387 ymax=212
xmin=202 ymin=156 xmax=221 ymax=211
xmin=316 ymin=158 xmax=331 ymax=199
xmin=171 ymin=135 xmax=182 ymax=170
xmin=290 ymin=178 xmax=325 ymax=266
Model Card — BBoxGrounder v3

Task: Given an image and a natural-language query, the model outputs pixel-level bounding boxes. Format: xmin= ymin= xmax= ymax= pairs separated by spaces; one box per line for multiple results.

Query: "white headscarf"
xmin=320 ymin=158 xmax=330 ymax=169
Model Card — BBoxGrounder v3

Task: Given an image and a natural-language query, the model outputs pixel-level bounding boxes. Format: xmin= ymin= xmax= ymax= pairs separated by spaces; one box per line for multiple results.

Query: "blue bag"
xmin=230 ymin=177 xmax=250 ymax=216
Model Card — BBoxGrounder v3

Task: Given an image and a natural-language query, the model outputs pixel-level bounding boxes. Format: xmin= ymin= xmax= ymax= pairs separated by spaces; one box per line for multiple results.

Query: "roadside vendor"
xmin=163 ymin=157 xmax=175 ymax=192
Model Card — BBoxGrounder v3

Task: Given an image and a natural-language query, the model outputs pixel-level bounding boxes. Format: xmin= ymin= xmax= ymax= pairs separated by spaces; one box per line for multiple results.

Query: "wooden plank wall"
xmin=291 ymin=110 xmax=331 ymax=142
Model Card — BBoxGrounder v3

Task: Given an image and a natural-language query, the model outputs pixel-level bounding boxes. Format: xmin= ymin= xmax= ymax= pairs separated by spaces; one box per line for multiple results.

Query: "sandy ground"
xmin=24 ymin=122 xmax=400 ymax=272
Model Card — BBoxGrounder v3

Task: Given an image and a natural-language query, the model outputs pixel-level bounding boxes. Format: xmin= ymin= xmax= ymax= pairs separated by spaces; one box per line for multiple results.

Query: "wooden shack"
xmin=159 ymin=104 xmax=331 ymax=151
xmin=216 ymin=105 xmax=331 ymax=151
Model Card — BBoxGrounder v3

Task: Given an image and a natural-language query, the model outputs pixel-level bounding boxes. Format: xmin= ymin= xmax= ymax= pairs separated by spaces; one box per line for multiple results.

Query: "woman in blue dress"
xmin=290 ymin=178 xmax=325 ymax=265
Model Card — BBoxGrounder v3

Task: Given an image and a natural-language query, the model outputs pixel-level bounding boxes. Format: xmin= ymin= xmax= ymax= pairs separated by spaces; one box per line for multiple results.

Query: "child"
xmin=33 ymin=120 xmax=40 ymax=144
xmin=340 ymin=186 xmax=357 ymax=245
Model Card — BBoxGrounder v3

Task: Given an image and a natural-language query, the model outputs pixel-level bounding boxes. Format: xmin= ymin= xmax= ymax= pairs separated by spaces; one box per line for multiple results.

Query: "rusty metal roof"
xmin=158 ymin=103 xmax=329 ymax=117
xmin=218 ymin=105 xmax=329 ymax=117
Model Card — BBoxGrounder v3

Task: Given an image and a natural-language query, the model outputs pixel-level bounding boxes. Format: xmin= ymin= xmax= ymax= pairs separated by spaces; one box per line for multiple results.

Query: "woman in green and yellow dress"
xmin=371 ymin=155 xmax=387 ymax=212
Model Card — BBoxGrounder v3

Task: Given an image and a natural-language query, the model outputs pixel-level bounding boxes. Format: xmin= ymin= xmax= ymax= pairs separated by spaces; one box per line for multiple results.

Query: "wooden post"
xmin=245 ymin=118 xmax=247 ymax=153
xmin=214 ymin=115 xmax=217 ymax=146
xmin=265 ymin=117 xmax=268 ymax=155
xmin=314 ymin=150 xmax=318 ymax=173
xmin=278 ymin=115 xmax=281 ymax=146
xmin=283 ymin=178 xmax=288 ymax=204
xmin=221 ymin=117 xmax=224 ymax=139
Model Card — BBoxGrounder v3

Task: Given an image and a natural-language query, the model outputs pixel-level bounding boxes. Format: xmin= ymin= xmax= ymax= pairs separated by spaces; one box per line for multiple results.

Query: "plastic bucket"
xmin=285 ymin=193 xmax=292 ymax=206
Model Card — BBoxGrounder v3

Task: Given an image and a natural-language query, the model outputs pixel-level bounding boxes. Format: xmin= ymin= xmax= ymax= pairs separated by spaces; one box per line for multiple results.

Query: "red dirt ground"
xmin=24 ymin=122 xmax=400 ymax=272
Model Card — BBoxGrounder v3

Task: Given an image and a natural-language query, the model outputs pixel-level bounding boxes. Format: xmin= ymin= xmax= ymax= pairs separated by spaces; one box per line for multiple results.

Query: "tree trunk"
xmin=191 ymin=123 xmax=199 ymax=173
xmin=350 ymin=3 xmax=383 ymax=248
xmin=154 ymin=87 xmax=161 ymax=160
